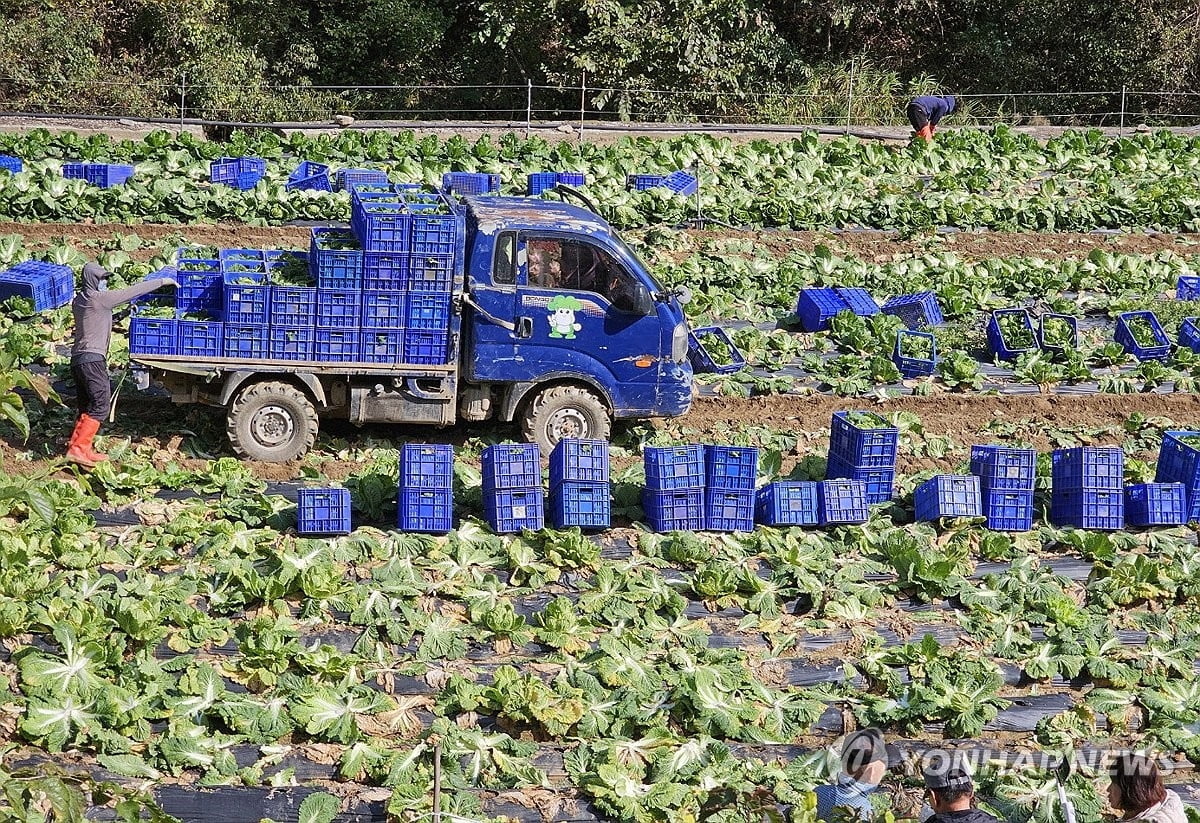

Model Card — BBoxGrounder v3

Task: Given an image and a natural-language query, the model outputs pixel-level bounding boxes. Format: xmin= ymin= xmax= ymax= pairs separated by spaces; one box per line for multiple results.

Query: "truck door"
xmin=512 ymin=232 xmax=665 ymax=407
xmin=467 ymin=230 xmax=521 ymax=379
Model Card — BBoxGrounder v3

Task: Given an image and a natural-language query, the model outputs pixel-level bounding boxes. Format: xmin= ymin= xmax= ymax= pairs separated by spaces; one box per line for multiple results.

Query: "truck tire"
xmin=521 ymin=384 xmax=611 ymax=458
xmin=227 ymin=381 xmax=318 ymax=463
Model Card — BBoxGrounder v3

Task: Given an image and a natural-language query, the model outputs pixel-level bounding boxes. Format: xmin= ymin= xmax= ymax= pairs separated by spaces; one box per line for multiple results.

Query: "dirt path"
xmin=7 ymin=221 xmax=1198 ymax=261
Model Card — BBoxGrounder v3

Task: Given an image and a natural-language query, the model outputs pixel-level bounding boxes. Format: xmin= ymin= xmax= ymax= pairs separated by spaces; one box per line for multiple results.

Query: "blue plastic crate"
xmin=704 ymin=488 xmax=755 ymax=532
xmin=834 ymin=287 xmax=879 ymax=316
xmin=1037 ymin=313 xmax=1078 ymax=353
xmin=817 ymin=480 xmax=869 ymax=526
xmin=914 ymin=475 xmax=982 ymax=521
xmin=220 ymin=248 xmax=267 ymax=267
xmin=1180 ymin=317 xmax=1200 ymax=354
xmin=223 ymin=283 xmax=268 ymax=324
xmin=407 ymin=199 xmax=459 ymax=256
xmin=1125 ymin=483 xmax=1186 ymax=527
xmin=361 ymin=290 xmax=406 ymax=328
xmin=556 ymin=172 xmax=585 ymax=187
xmin=627 ymin=173 xmax=667 ymax=191
xmin=405 ymin=293 xmax=452 ymax=331
xmin=441 ymin=172 xmax=501 ymax=195
xmin=642 ymin=488 xmax=705 ymax=532
xmin=756 ymin=482 xmax=819 ymax=527
xmin=177 ymin=255 xmax=220 ymax=276
xmin=484 ymin=488 xmax=545 ymax=533
xmin=316 ymin=289 xmax=361 ymax=328
xmin=398 ymin=488 xmax=453 ymax=534
xmin=269 ymin=286 xmax=317 ymax=327
xmin=984 ymin=489 xmax=1035 ymax=531
xmin=223 ymin=323 xmax=267 ymax=359
xmin=1050 ymin=488 xmax=1124 ymax=531
xmin=129 ymin=317 xmax=178 ymax=356
xmin=0 ymin=155 xmax=22 ymax=173
xmin=210 ymin=157 xmax=266 ymax=184
xmin=550 ymin=482 xmax=611 ymax=530
xmin=178 ymin=320 xmax=224 ymax=358
xmin=177 ymin=279 xmax=223 ymax=316
xmin=0 ymin=261 xmax=74 ymax=310
xmin=644 ymin=445 xmax=706 ymax=491
xmin=1156 ymin=431 xmax=1200 ymax=490
xmin=663 ymin=171 xmax=699 ymax=196
xmin=286 ymin=160 xmax=331 ymax=192
xmin=829 ymin=411 xmax=899 ymax=468
xmin=705 ymin=445 xmax=758 ymax=490
xmin=1177 ymin=276 xmax=1200 ymax=301
xmin=881 ymin=291 xmax=943 ymax=328
xmin=405 ymin=255 xmax=455 ymax=292
xmin=687 ymin=326 xmax=746 ymax=374
xmin=1052 ymin=447 xmax=1124 ymax=491
xmin=337 ymin=168 xmax=390 ymax=191
xmin=403 ymin=329 xmax=450 ymax=364
xmin=362 ymin=252 xmax=407 ymax=291
xmin=353 ymin=200 xmax=409 ymax=252
xmin=399 ymin=444 xmax=454 ymax=489
xmin=550 ymin=439 xmax=610 ymax=486
xmin=970 ymin=445 xmax=1036 ymax=492
xmin=297 ymin=488 xmax=351 ymax=535
xmin=796 ymin=288 xmax=849 ymax=332
xmin=987 ymin=309 xmax=1037 ymax=361
xmin=528 ymin=172 xmax=559 ymax=196
xmin=482 ymin=443 xmax=541 ymax=491
xmin=314 ymin=329 xmax=360 ymax=362
xmin=310 ymin=228 xmax=364 ymax=289
xmin=269 ymin=326 xmax=314 ymax=361
xmin=63 ymin=162 xmax=134 ymax=187
xmin=894 ymin=329 xmax=938 ymax=377
xmin=1115 ymin=311 xmax=1171 ymax=361
xmin=826 ymin=455 xmax=894 ymax=504
xmin=359 ymin=330 xmax=404 ymax=363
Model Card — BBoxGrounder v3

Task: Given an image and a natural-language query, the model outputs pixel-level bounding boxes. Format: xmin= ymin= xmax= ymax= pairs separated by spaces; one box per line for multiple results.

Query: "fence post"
xmin=579 ymin=72 xmax=586 ymax=143
xmin=526 ymin=79 xmax=532 ymax=138
xmin=844 ymin=59 xmax=854 ymax=136
xmin=1119 ymin=85 xmax=1127 ymax=136
xmin=179 ymin=73 xmax=186 ymax=130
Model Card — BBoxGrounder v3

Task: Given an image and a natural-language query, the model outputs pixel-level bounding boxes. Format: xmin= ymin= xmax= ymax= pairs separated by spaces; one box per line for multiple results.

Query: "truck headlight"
xmin=672 ymin=323 xmax=688 ymax=363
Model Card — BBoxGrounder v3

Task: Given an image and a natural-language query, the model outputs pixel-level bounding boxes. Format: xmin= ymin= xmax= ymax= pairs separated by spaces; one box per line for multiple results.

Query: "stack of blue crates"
xmin=528 ymin=172 xmax=585 ymax=195
xmin=549 ymin=439 xmax=610 ymax=530
xmin=398 ymin=444 xmax=454 ymax=534
xmin=482 ymin=443 xmax=543 ymax=533
xmin=825 ymin=411 xmax=897 ymax=504
xmin=971 ymin=445 xmax=1036 ymax=531
xmin=914 ymin=475 xmax=981 ymax=521
xmin=1154 ymin=430 xmax=1200 ymax=522
xmin=1050 ymin=447 xmax=1124 ymax=530
xmin=642 ymin=445 xmax=705 ymax=532
xmin=297 ymin=488 xmax=351 ymax=535
xmin=1124 ymin=482 xmax=1186 ymax=527
xmin=0 ymin=260 xmax=74 ymax=310
xmin=704 ymin=446 xmax=757 ymax=531
xmin=210 ymin=157 xmax=265 ymax=190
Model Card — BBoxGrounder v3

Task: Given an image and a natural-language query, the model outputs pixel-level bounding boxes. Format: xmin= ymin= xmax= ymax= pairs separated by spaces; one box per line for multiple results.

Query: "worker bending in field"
xmin=66 ymin=262 xmax=177 ymax=467
xmin=907 ymin=95 xmax=956 ymax=142
xmin=919 ymin=757 xmax=999 ymax=823
xmin=814 ymin=728 xmax=891 ymax=821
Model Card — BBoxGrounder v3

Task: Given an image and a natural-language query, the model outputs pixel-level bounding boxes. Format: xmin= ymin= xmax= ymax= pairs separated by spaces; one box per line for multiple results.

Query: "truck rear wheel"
xmin=227 ymin=381 xmax=318 ymax=462
xmin=521 ymin=385 xmax=611 ymax=458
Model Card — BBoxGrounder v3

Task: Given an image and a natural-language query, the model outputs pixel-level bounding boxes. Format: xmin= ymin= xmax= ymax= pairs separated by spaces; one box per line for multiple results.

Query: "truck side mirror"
xmin=622 ymin=282 xmax=655 ymax=316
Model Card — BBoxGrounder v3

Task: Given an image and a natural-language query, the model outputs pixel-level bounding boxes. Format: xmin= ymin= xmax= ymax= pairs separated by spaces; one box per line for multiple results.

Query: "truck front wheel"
xmin=521 ymin=385 xmax=611 ymax=457
xmin=227 ymin=381 xmax=318 ymax=462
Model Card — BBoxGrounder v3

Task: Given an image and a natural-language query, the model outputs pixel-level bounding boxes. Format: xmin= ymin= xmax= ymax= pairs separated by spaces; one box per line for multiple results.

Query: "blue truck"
xmin=130 ymin=192 xmax=695 ymax=462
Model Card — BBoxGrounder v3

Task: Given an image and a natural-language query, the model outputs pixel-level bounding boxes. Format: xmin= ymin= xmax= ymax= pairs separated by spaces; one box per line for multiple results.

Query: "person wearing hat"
xmin=814 ymin=728 xmax=890 ymax=821
xmin=66 ymin=262 xmax=177 ymax=467
xmin=921 ymin=757 xmax=999 ymax=823
xmin=907 ymin=95 xmax=956 ymax=142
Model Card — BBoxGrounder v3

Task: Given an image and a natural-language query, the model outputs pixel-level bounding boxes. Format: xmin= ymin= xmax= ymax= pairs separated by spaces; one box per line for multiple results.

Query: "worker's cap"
xmin=840 ymin=728 xmax=890 ymax=773
xmin=923 ymin=755 xmax=974 ymax=793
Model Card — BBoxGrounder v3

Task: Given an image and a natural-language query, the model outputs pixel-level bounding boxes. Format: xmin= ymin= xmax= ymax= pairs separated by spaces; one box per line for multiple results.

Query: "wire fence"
xmin=0 ymin=76 xmax=1198 ymax=133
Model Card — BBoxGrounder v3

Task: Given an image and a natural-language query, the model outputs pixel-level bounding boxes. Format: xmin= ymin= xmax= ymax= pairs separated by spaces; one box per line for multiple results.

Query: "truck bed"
xmin=133 ymin=353 xmax=457 ymax=378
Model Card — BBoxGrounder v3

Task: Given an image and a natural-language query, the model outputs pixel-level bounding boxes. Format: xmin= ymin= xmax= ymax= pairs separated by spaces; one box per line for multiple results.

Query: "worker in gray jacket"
xmin=66 ymin=262 xmax=176 ymax=467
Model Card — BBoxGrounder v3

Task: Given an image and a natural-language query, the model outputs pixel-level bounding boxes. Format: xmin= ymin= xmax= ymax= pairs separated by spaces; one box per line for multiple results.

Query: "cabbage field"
xmin=3 ymin=126 xmax=1200 ymax=823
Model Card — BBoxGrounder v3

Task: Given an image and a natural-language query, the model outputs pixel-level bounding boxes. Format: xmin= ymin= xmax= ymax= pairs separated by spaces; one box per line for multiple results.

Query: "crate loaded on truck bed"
xmin=130 ymin=189 xmax=699 ymax=461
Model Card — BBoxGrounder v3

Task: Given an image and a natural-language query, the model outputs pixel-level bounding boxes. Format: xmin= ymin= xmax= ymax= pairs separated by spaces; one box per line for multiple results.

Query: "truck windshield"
xmin=609 ymin=232 xmax=666 ymax=293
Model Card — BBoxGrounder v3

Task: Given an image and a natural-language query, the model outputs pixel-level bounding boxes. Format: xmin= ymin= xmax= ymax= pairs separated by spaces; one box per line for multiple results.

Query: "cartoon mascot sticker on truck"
xmin=547 ymin=294 xmax=584 ymax=339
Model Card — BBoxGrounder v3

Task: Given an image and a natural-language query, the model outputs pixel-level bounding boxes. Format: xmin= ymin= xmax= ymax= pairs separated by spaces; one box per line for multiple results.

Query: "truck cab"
xmin=132 ymin=194 xmax=694 ymax=461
